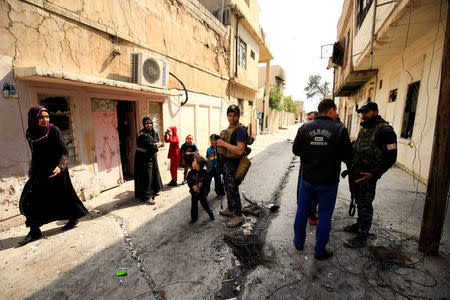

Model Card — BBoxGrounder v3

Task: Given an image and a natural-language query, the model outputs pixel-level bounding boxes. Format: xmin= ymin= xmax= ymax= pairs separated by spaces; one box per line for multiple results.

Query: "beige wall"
xmin=230 ymin=13 xmax=260 ymax=90
xmin=353 ymin=0 xmax=397 ymax=68
xmin=374 ymin=28 xmax=444 ymax=182
xmin=267 ymin=108 xmax=295 ymax=133
xmin=342 ymin=17 xmax=445 ymax=182
xmin=200 ymin=0 xmax=260 ymax=31
xmin=0 ymin=0 xmax=230 ymax=97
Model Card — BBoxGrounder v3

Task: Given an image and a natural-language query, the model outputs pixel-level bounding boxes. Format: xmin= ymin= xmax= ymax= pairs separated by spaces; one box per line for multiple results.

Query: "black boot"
xmin=18 ymin=227 xmax=41 ymax=246
xmin=62 ymin=218 xmax=79 ymax=231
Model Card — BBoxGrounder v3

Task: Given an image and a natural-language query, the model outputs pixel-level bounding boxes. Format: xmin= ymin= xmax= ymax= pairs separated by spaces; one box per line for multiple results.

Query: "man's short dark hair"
xmin=318 ymin=99 xmax=336 ymax=115
xmin=306 ymin=111 xmax=316 ymax=116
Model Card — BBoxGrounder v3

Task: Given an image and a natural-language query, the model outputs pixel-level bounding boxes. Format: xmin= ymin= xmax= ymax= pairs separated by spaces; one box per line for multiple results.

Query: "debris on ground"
xmin=242 ymin=203 xmax=264 ymax=217
xmin=369 ymin=246 xmax=411 ymax=264
xmin=116 ymin=267 xmax=128 ymax=276
xmin=223 ymin=233 xmax=264 ymax=267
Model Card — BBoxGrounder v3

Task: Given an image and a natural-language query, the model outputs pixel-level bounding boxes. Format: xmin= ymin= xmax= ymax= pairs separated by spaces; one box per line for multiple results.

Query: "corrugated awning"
xmin=14 ymin=66 xmax=181 ymax=99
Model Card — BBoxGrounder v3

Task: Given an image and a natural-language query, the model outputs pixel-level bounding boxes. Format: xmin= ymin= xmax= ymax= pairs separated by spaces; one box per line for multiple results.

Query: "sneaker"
xmin=146 ymin=198 xmax=156 ymax=205
xmin=227 ymin=216 xmax=244 ymax=228
xmin=219 ymin=208 xmax=235 ymax=217
xmin=314 ymin=248 xmax=334 ymax=260
xmin=168 ymin=180 xmax=177 ymax=186
xmin=308 ymin=218 xmax=319 ymax=226
xmin=343 ymin=237 xmax=366 ymax=248
xmin=343 ymin=223 xmax=359 ymax=233
xmin=182 ymin=180 xmax=187 ymax=185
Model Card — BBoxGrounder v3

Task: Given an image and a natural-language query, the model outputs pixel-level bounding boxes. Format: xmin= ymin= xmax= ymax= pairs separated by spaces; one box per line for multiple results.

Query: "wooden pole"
xmin=418 ymin=2 xmax=450 ymax=255
xmin=263 ymin=60 xmax=271 ymax=130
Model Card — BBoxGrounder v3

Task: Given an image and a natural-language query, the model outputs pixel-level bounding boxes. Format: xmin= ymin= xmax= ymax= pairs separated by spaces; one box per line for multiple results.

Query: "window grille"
xmin=401 ymin=81 xmax=420 ymax=138
xmin=39 ymin=96 xmax=77 ymax=164
xmin=238 ymin=38 xmax=247 ymax=70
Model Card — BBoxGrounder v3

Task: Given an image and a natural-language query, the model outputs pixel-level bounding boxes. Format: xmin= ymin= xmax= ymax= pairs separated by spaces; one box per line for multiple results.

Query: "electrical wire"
xmin=401 ymin=1 xmax=414 ymax=82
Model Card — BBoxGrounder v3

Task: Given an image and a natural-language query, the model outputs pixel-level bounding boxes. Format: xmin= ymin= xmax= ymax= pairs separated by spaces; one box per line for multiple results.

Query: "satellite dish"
xmin=143 ymin=58 xmax=160 ymax=84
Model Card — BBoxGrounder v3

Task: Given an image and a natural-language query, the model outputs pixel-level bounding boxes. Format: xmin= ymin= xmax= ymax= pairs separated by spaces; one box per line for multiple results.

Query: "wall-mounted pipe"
xmin=235 ymin=17 xmax=240 ymax=78
xmin=369 ymin=0 xmax=378 ymax=69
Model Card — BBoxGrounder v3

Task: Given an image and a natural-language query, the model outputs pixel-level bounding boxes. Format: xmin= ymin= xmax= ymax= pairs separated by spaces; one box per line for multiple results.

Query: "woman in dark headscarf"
xmin=134 ymin=117 xmax=163 ymax=205
xmin=19 ymin=106 xmax=88 ymax=245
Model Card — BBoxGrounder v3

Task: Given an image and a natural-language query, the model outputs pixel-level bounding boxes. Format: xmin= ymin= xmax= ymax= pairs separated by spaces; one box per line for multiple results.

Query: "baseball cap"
xmin=227 ymin=104 xmax=240 ymax=115
xmin=357 ymin=101 xmax=378 ymax=113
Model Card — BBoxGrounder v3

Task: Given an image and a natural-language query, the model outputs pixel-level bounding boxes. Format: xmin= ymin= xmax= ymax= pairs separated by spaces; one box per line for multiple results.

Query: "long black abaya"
xmin=19 ymin=126 xmax=88 ymax=227
xmin=134 ymin=128 xmax=163 ymax=200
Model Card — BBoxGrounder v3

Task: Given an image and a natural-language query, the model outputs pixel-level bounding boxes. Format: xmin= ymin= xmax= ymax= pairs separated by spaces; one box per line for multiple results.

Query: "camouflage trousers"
xmin=222 ymin=159 xmax=242 ymax=216
xmin=355 ymin=179 xmax=377 ymax=239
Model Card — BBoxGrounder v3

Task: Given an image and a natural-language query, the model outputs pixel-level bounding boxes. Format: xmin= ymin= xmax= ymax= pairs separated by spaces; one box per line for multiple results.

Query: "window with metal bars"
xmin=401 ymin=81 xmax=420 ymax=139
xmin=39 ymin=96 xmax=77 ymax=164
xmin=238 ymin=38 xmax=247 ymax=70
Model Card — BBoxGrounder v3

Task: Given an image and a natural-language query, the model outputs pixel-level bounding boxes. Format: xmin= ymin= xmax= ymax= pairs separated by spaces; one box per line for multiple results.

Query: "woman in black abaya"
xmin=134 ymin=117 xmax=163 ymax=205
xmin=19 ymin=106 xmax=88 ymax=245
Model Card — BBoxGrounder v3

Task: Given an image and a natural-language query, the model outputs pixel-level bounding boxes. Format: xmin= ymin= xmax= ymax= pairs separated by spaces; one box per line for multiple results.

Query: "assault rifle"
xmin=341 ymin=168 xmax=358 ymax=216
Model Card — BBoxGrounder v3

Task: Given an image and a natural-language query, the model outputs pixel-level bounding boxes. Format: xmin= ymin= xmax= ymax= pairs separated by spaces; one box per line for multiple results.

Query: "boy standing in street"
xmin=181 ymin=135 xmax=198 ymax=185
xmin=206 ymin=134 xmax=225 ymax=199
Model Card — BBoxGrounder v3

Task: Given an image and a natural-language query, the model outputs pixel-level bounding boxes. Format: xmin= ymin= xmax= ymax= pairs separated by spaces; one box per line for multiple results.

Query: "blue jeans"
xmin=294 ymin=179 xmax=338 ymax=256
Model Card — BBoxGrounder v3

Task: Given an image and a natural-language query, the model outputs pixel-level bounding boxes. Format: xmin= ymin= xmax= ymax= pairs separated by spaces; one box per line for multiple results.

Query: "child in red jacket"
xmin=164 ymin=126 xmax=180 ymax=186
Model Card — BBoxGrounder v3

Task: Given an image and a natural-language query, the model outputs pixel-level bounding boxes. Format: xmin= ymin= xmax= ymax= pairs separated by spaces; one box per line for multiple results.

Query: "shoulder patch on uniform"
xmin=386 ymin=143 xmax=397 ymax=150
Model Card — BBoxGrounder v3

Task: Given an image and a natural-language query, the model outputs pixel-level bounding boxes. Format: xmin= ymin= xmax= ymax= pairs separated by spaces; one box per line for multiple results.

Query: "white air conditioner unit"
xmin=131 ymin=52 xmax=169 ymax=89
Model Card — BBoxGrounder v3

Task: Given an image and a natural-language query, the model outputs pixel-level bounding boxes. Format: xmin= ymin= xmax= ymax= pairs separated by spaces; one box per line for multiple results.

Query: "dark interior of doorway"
xmin=116 ymin=101 xmax=136 ymax=180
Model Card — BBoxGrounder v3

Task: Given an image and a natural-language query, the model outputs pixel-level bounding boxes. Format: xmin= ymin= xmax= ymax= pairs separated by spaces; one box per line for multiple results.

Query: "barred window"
xmin=238 ymin=38 xmax=247 ymax=70
xmin=39 ymin=96 xmax=77 ymax=164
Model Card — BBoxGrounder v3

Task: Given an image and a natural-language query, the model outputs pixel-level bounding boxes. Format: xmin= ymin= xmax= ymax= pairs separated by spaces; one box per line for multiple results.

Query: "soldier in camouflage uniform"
xmin=344 ymin=101 xmax=397 ymax=248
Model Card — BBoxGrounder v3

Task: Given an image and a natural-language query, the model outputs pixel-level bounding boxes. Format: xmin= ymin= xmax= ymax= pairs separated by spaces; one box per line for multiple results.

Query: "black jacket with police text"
xmin=292 ymin=116 xmax=353 ymax=184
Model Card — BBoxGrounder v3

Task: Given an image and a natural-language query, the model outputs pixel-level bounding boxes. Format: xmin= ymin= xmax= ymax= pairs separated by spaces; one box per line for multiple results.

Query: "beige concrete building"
xmin=332 ymin=0 xmax=448 ymax=182
xmin=0 ymin=0 xmax=271 ymax=224
xmin=256 ymin=64 xmax=295 ymax=132
xmin=199 ymin=0 xmax=273 ymax=135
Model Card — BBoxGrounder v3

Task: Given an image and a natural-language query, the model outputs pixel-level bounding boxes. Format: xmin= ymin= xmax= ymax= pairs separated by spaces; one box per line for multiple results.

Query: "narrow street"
xmin=1 ymin=125 xmax=448 ymax=299
xmin=0 ymin=126 xmax=296 ymax=299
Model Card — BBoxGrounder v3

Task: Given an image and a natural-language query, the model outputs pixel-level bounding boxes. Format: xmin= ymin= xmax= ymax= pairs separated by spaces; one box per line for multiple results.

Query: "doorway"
xmin=116 ymin=101 xmax=137 ymax=180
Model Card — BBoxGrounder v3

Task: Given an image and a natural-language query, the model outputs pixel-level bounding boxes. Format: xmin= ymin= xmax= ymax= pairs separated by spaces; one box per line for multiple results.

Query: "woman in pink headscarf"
xmin=19 ymin=106 xmax=88 ymax=245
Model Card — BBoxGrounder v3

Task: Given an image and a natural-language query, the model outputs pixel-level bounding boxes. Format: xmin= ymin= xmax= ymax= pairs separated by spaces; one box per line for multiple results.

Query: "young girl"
xmin=180 ymin=135 xmax=198 ymax=184
xmin=187 ymin=156 xmax=214 ymax=223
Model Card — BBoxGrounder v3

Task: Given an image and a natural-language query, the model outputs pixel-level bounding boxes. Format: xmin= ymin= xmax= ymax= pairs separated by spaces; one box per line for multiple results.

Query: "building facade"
xmin=199 ymin=0 xmax=273 ymax=135
xmin=0 ymin=0 xmax=263 ymax=224
xmin=332 ymin=0 xmax=448 ymax=182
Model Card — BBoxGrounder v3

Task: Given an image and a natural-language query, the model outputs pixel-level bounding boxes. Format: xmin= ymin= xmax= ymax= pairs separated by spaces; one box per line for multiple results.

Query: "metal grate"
xmin=131 ymin=53 xmax=139 ymax=84
xmin=401 ymin=81 xmax=420 ymax=139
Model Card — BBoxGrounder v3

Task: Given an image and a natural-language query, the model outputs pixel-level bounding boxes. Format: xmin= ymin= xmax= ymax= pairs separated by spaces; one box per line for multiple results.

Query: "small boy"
xmin=206 ymin=134 xmax=225 ymax=198
xmin=180 ymin=135 xmax=198 ymax=184
xmin=187 ymin=156 xmax=214 ymax=223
